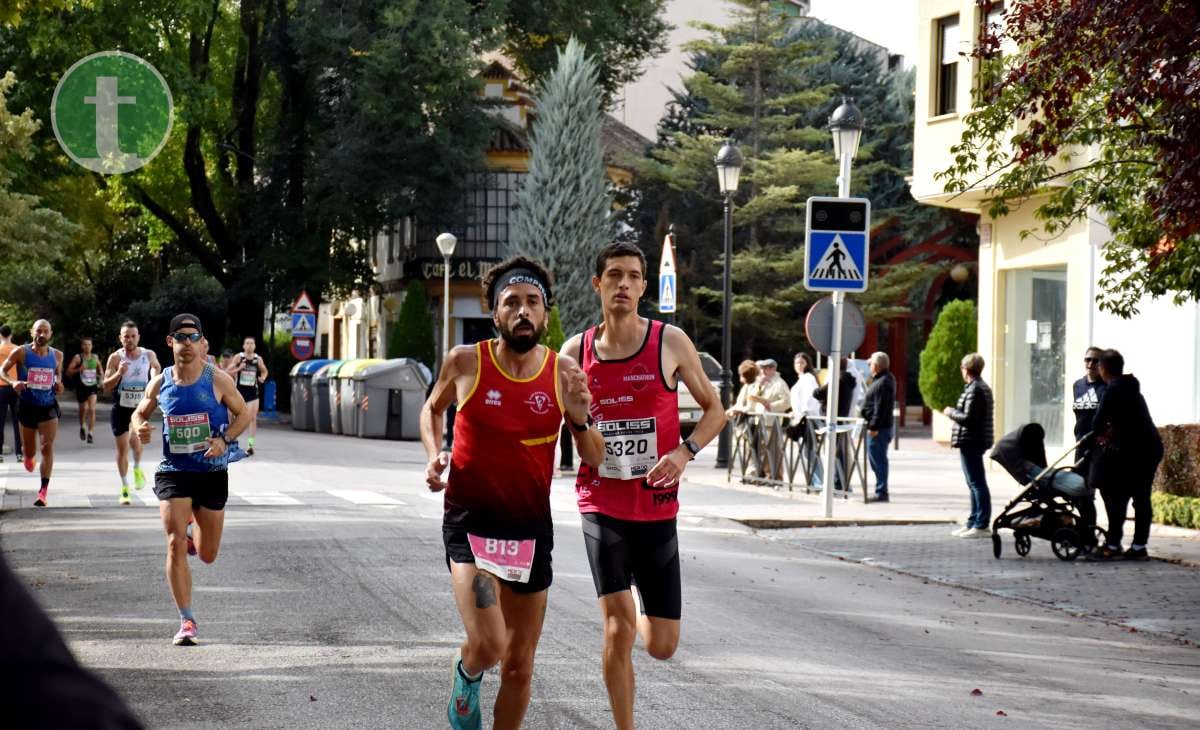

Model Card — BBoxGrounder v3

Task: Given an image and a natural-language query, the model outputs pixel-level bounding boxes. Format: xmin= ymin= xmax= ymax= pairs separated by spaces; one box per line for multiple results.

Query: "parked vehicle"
xmin=678 ymin=351 xmax=723 ymax=438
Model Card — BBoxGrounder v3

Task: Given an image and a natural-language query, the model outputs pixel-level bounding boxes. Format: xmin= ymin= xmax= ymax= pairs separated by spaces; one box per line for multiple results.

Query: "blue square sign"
xmin=804 ymin=197 xmax=870 ymax=293
xmin=291 ymin=312 xmax=316 ymax=338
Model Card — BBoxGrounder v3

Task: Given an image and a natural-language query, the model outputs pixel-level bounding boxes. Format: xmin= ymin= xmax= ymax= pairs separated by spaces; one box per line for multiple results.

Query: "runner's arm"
xmin=560 ymin=333 xmax=583 ymax=364
xmin=0 ymin=347 xmax=23 ymax=387
xmin=419 ymin=345 xmax=474 ymax=491
xmin=214 ymin=369 xmax=251 ymax=444
xmin=667 ymin=325 xmax=727 ymax=456
xmin=130 ymin=373 xmax=164 ymax=444
xmin=257 ymin=356 xmax=268 ymax=384
xmin=66 ymin=355 xmax=82 ymax=376
xmin=147 ymin=350 xmax=162 ymax=379
xmin=101 ymin=353 xmax=124 ymax=392
xmin=558 ymin=354 xmax=604 ymax=467
xmin=54 ymin=350 xmax=64 ymax=394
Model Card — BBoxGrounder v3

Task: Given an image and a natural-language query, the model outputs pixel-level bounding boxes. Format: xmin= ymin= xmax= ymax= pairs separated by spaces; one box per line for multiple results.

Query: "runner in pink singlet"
xmin=562 ymin=242 xmax=726 ymax=730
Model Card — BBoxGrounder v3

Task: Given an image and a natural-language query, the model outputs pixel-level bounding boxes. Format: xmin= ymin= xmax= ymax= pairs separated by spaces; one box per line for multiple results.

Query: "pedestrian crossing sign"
xmin=291 ymin=312 xmax=316 ymax=337
xmin=804 ymin=197 xmax=870 ymax=293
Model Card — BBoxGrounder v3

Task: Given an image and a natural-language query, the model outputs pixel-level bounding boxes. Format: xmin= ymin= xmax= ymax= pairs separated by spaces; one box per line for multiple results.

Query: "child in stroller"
xmin=988 ymin=423 xmax=1106 ymax=562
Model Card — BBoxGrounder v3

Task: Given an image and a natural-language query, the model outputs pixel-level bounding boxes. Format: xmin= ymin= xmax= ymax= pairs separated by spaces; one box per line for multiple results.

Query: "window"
xmin=975 ymin=3 xmax=1005 ymax=103
xmin=935 ymin=15 xmax=960 ymax=115
xmin=420 ymin=171 xmax=524 ymax=260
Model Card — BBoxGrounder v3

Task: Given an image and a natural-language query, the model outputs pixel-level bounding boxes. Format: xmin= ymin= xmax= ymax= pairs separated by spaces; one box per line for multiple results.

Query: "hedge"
xmin=1151 ymin=493 xmax=1200 ymax=530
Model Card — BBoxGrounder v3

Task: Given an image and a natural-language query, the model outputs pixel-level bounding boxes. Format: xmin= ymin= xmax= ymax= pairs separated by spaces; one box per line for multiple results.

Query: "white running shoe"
xmin=950 ymin=526 xmax=971 ymax=537
xmin=960 ymin=527 xmax=991 ymax=538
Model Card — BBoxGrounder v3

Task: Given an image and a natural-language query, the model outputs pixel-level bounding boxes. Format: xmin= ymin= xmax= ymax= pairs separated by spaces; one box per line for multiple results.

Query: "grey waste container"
xmin=291 ymin=359 xmax=334 ymax=431
xmin=338 ymin=359 xmax=384 ymax=437
xmin=312 ymin=361 xmax=342 ymax=434
xmin=354 ymin=359 xmax=433 ymax=439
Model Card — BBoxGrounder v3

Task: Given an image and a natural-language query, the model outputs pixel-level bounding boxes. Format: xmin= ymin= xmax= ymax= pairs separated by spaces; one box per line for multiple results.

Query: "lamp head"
xmin=436 ymin=232 xmax=458 ymax=257
xmin=828 ymin=97 xmax=865 ymax=160
xmin=713 ymin=139 xmax=744 ymax=195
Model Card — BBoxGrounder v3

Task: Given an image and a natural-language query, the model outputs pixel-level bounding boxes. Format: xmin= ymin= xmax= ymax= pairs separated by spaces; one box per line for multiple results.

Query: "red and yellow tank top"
xmin=576 ymin=319 xmax=682 ymax=521
xmin=445 ymin=340 xmax=563 ymax=538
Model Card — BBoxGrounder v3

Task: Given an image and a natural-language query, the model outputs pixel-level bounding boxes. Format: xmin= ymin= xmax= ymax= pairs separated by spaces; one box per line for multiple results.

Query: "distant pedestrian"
xmin=746 ymin=358 xmax=790 ymax=414
xmin=0 ymin=324 xmax=21 ymax=463
xmin=1071 ymin=346 xmax=1107 ymax=464
xmin=787 ymin=354 xmax=821 ymax=483
xmin=727 ymin=360 xmax=761 ymax=418
xmin=814 ymin=358 xmax=858 ymax=492
xmin=944 ymin=353 xmax=994 ymax=538
xmin=861 ymin=352 xmax=895 ymax=502
xmin=1087 ymin=349 xmax=1163 ymax=561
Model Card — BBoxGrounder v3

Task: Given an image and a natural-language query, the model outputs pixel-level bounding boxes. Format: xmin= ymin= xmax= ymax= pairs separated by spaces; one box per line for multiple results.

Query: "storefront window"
xmin=1004 ymin=267 xmax=1067 ymax=446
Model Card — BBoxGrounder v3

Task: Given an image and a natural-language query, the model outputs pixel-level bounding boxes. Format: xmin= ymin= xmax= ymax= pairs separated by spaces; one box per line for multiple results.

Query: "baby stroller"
xmin=988 ymin=423 xmax=1106 ymax=562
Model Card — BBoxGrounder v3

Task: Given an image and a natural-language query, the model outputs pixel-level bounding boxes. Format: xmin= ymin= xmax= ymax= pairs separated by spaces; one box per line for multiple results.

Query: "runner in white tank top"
xmin=103 ymin=321 xmax=162 ymax=504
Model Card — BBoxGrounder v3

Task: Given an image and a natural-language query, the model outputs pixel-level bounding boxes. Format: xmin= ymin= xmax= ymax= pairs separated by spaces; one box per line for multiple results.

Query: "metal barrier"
xmin=726 ymin=412 xmax=869 ymax=501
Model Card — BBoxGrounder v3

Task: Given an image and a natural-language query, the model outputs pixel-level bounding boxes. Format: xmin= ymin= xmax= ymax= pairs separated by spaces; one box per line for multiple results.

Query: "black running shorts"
xmin=443 ymin=526 xmax=553 ymax=595
xmin=110 ymin=404 xmax=135 ymax=437
xmin=581 ymin=512 xmax=682 ymax=620
xmin=74 ymin=385 xmax=99 ymax=403
xmin=236 ymin=384 xmax=259 ymax=404
xmin=153 ymin=470 xmax=229 ymax=511
xmin=17 ymin=401 xmax=59 ymax=429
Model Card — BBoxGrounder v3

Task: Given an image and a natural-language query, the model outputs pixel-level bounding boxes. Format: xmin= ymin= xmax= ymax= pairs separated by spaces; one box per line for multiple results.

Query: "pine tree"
xmin=511 ymin=37 xmax=612 ymax=336
xmin=388 ymin=280 xmax=437 ymax=370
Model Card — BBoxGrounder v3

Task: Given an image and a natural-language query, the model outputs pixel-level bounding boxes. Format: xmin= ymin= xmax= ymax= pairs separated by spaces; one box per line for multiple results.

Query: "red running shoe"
xmin=173 ymin=618 xmax=198 ymax=646
xmin=33 ymin=486 xmax=47 ymax=507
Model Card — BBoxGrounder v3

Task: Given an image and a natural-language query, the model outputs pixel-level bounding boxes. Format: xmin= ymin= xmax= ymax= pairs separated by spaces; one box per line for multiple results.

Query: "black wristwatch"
xmin=682 ymin=438 xmax=701 ymax=459
xmin=222 ymin=435 xmax=235 ymax=446
xmin=569 ymin=414 xmax=594 ymax=433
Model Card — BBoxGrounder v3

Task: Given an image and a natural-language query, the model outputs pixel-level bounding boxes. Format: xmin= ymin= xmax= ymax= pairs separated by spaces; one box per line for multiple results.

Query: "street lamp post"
xmin=436 ymin=232 xmax=458 ymax=359
xmin=822 ymin=97 xmax=864 ymax=518
xmin=713 ymin=139 xmax=744 ymax=469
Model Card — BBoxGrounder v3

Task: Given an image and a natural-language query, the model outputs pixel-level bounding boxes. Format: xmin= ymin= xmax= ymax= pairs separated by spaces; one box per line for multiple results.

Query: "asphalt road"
xmin=1 ymin=422 xmax=1197 ymax=729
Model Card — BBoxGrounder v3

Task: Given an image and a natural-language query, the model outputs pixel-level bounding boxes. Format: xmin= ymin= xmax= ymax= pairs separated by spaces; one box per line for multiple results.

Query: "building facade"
xmin=912 ymin=0 xmax=1200 ymax=446
xmin=316 ymin=60 xmax=649 ymax=366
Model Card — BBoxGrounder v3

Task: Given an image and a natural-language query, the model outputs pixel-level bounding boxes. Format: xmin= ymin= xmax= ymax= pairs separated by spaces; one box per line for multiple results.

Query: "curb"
xmin=736 ymin=518 xmax=955 ymax=529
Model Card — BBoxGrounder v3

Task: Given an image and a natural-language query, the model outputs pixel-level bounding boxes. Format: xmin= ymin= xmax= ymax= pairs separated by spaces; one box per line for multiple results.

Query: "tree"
xmin=540 ymin=306 xmax=566 ymax=352
xmin=511 ymin=37 xmax=611 ymax=336
xmin=0 ymin=1 xmax=671 ymax=342
xmin=918 ymin=299 xmax=977 ymax=411
xmin=938 ymin=0 xmax=1200 ymax=317
xmin=388 ymin=280 xmax=436 ymax=370
xmin=629 ymin=4 xmax=961 ymax=362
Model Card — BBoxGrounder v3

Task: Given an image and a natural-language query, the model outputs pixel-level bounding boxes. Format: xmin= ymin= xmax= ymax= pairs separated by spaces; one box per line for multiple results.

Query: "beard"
xmin=498 ymin=318 xmax=544 ymax=354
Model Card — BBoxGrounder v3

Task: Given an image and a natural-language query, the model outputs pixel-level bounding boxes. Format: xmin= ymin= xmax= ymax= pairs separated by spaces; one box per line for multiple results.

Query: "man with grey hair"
xmin=860 ymin=351 xmax=896 ymax=502
xmin=746 ymin=358 xmax=791 ymax=413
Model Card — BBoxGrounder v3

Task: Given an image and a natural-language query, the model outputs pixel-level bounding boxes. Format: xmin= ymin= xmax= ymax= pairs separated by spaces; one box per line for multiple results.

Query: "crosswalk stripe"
xmin=236 ymin=490 xmax=305 ymax=506
xmin=135 ymin=488 xmax=158 ymax=506
xmin=50 ymin=493 xmax=93 ymax=508
xmin=326 ymin=489 xmax=406 ymax=506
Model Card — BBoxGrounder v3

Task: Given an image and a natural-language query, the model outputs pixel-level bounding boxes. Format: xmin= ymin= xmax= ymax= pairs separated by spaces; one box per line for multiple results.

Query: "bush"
xmin=388 ymin=280 xmax=436 ymax=370
xmin=918 ymin=299 xmax=978 ymax=411
xmin=1151 ymin=492 xmax=1200 ymax=530
xmin=1154 ymin=424 xmax=1200 ymax=498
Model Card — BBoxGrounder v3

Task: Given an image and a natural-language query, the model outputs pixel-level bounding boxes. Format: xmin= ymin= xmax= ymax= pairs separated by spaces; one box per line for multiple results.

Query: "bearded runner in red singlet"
xmin=562 ymin=242 xmax=726 ymax=730
xmin=421 ymin=256 xmax=603 ymax=730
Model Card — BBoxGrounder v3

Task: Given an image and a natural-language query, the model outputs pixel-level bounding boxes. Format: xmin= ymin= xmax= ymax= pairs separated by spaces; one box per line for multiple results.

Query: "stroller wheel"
xmin=1014 ymin=531 xmax=1032 ymax=556
xmin=1051 ymin=527 xmax=1081 ymax=561
xmin=991 ymin=531 xmax=1002 ymax=559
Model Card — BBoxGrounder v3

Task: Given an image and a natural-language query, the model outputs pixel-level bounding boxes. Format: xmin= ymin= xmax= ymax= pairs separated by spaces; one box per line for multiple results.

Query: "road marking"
xmin=327 ymin=489 xmax=406 ymax=506
xmin=135 ymin=488 xmax=158 ymax=506
xmin=50 ymin=493 xmax=93 ymax=508
xmin=235 ymin=490 xmax=305 ymax=506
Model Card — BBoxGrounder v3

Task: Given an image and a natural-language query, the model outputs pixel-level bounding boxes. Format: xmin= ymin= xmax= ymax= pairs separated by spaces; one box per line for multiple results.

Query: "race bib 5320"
xmin=598 ymin=417 xmax=658 ymax=480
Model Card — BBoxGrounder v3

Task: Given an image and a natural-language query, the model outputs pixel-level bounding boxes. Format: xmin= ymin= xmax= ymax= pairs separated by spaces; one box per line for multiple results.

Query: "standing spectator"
xmin=1087 ymin=349 xmax=1163 ymax=561
xmin=789 ymin=353 xmax=821 ymax=486
xmin=944 ymin=353 xmax=994 ymax=538
xmin=0 ymin=325 xmax=20 ymax=462
xmin=726 ymin=360 xmax=762 ymax=417
xmin=1071 ymin=346 xmax=1107 ymax=459
xmin=861 ymin=352 xmax=896 ymax=502
xmin=745 ymin=358 xmax=791 ymax=413
xmin=814 ymin=358 xmax=858 ymax=491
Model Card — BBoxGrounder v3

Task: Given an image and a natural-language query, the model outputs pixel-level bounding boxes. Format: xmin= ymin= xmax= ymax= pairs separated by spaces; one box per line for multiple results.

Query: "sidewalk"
xmin=678 ymin=425 xmax=1200 ymax=567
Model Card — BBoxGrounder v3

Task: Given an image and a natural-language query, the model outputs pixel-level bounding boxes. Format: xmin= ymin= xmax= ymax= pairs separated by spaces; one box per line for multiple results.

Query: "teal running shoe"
xmin=447 ymin=655 xmax=482 ymax=730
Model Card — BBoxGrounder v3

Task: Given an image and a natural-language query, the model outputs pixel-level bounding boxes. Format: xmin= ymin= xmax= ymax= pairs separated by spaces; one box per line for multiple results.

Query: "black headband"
xmin=491 ymin=268 xmax=550 ymax=307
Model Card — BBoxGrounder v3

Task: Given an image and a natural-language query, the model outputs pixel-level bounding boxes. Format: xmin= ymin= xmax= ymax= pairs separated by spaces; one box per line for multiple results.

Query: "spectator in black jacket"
xmin=943 ymin=353 xmax=995 ymax=538
xmin=860 ymin=352 xmax=896 ymax=502
xmin=1087 ymin=349 xmax=1163 ymax=561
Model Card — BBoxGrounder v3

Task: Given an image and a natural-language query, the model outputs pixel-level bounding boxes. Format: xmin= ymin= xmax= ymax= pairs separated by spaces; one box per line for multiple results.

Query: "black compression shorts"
xmin=443 ymin=526 xmax=553 ymax=594
xmin=581 ymin=512 xmax=681 ymax=620
xmin=111 ymin=405 xmax=134 ymax=437
xmin=153 ymin=471 xmax=229 ymax=511
xmin=236 ymin=385 xmax=259 ymax=404
xmin=17 ymin=401 xmax=59 ymax=429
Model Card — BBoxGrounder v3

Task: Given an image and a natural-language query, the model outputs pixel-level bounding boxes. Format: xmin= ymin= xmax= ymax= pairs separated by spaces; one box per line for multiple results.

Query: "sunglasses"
xmin=171 ymin=331 xmax=203 ymax=343
xmin=1084 ymin=357 xmax=1098 ymax=364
